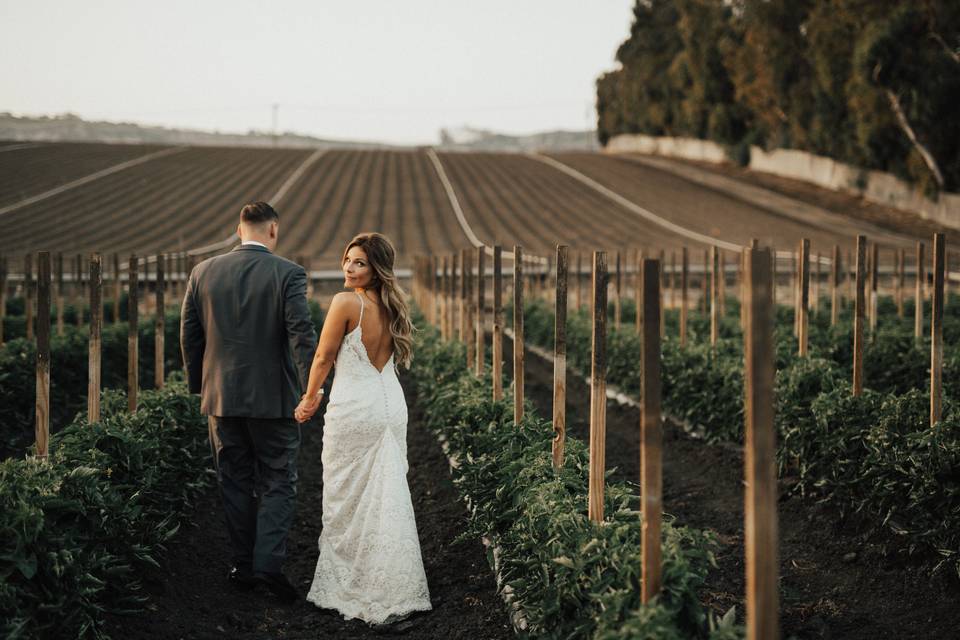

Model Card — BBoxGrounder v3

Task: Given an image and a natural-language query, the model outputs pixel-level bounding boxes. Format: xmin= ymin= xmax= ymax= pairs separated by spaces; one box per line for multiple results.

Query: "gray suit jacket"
xmin=180 ymin=244 xmax=317 ymax=418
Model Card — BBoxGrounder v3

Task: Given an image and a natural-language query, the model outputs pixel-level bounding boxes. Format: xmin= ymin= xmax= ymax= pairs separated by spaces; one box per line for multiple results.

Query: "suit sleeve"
xmin=180 ymin=268 xmax=205 ymax=395
xmin=284 ymin=266 xmax=319 ymax=393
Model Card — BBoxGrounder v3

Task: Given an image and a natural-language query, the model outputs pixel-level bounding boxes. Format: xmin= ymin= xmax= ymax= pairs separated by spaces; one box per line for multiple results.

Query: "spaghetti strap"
xmin=354 ymin=291 xmax=365 ymax=324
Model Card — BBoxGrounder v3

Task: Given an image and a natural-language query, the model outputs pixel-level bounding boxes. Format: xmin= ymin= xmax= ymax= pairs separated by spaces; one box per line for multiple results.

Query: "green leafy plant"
xmin=411 ymin=313 xmax=743 ymax=639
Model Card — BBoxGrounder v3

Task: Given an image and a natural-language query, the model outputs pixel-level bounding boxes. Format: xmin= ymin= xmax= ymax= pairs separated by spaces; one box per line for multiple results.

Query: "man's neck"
xmin=241 ymin=239 xmax=270 ymax=249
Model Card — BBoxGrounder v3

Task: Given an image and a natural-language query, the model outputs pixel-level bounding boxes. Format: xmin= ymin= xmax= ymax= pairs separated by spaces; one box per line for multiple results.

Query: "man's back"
xmin=180 ymin=244 xmax=317 ymax=418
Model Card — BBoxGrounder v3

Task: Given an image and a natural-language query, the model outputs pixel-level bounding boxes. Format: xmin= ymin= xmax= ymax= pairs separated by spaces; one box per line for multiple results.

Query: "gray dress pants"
xmin=208 ymin=416 xmax=301 ymax=575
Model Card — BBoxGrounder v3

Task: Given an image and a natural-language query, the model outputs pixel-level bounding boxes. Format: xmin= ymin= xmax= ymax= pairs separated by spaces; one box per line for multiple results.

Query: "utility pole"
xmin=272 ymin=103 xmax=279 ymax=147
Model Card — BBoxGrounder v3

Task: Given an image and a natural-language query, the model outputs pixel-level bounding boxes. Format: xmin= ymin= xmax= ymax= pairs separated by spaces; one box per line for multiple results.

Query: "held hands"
xmin=295 ymin=393 xmax=322 ymax=424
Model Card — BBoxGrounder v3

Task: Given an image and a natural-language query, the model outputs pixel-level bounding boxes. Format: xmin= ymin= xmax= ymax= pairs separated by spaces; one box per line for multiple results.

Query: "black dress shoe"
xmin=228 ymin=566 xmax=258 ymax=591
xmin=254 ymin=571 xmax=299 ymax=602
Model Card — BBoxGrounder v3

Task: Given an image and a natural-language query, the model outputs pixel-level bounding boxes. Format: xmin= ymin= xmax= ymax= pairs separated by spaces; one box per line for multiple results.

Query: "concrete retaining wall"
xmin=606 ymin=133 xmax=960 ymax=231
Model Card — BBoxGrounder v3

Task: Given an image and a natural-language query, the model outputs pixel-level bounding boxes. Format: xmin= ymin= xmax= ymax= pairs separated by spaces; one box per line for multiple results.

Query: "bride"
xmin=294 ymin=232 xmax=432 ymax=625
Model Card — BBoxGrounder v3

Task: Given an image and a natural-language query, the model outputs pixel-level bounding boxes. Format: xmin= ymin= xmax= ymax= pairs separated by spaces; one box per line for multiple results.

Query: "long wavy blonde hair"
xmin=342 ymin=233 xmax=414 ymax=368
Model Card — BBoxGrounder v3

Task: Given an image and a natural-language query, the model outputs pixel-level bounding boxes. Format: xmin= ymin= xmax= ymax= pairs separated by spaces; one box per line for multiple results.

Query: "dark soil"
xmin=510 ymin=334 xmax=960 ymax=640
xmin=103 ymin=374 xmax=513 ymax=640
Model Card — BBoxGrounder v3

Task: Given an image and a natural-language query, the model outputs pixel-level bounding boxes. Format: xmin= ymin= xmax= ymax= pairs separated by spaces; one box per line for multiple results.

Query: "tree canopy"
xmin=597 ymin=0 xmax=960 ymax=193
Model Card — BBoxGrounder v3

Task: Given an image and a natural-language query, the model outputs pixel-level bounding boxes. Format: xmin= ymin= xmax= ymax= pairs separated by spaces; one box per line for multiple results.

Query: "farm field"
xmin=3 ymin=139 xmax=959 ymax=639
xmin=0 ymin=142 xmax=166 ymax=208
xmin=0 ymin=145 xmax=309 ymax=258
xmin=0 ymin=141 xmax=941 ymax=274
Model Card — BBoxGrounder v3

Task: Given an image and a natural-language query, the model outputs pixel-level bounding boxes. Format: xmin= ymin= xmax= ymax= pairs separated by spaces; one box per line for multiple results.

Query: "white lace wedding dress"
xmin=306 ymin=293 xmax=432 ymax=624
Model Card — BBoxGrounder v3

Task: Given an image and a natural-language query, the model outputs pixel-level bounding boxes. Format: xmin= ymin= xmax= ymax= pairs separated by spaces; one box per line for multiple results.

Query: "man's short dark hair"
xmin=240 ymin=201 xmax=279 ymax=226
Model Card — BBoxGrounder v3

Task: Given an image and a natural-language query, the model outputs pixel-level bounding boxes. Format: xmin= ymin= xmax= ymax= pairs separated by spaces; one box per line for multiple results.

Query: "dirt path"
xmin=104 ymin=374 xmax=513 ymax=640
xmin=508 ymin=334 xmax=960 ymax=640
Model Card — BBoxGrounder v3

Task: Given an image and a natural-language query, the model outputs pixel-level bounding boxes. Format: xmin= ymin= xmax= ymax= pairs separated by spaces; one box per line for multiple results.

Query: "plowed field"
xmin=0 ymin=141 xmax=922 ymax=272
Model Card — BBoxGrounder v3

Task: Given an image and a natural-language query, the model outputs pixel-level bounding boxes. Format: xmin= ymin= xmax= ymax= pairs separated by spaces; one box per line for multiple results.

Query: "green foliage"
xmin=598 ymin=0 xmax=960 ymax=191
xmin=0 ymin=315 xmax=182 ymax=460
xmin=0 ymin=300 xmax=324 ymax=460
xmin=0 ymin=381 xmax=210 ymax=640
xmin=517 ymin=295 xmax=960 ymax=576
xmin=4 ymin=293 xmax=134 ymax=339
xmin=411 ymin=314 xmax=743 ymax=639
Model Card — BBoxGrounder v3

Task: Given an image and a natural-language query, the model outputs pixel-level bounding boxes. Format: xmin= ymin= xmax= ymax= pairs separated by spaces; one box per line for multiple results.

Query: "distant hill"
xmin=0 ymin=112 xmax=390 ymax=149
xmin=0 ymin=112 xmax=600 ymax=152
xmin=437 ymin=126 xmax=599 ymax=152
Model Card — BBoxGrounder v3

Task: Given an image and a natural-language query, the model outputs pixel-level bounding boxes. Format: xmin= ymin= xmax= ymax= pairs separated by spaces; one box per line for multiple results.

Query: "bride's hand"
xmin=295 ymin=395 xmax=321 ymax=423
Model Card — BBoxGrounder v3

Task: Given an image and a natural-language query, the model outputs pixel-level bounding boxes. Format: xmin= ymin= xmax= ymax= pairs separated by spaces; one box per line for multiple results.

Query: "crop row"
xmin=0 ymin=146 xmax=308 ymax=258
xmin=410 ymin=313 xmax=741 ymax=639
xmin=514 ymin=294 xmax=960 ymax=577
xmin=0 ymin=142 xmax=164 ymax=208
xmin=3 ymin=141 xmax=923 ymax=277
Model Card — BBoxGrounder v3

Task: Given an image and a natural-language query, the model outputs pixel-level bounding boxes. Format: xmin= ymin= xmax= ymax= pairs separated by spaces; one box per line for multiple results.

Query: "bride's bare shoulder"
xmin=330 ymin=291 xmax=360 ymax=305
xmin=327 ymin=292 xmax=362 ymax=323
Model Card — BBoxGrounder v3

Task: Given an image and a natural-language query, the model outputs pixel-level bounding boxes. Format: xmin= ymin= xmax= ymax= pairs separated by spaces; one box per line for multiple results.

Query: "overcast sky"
xmin=1 ymin=0 xmax=634 ymax=145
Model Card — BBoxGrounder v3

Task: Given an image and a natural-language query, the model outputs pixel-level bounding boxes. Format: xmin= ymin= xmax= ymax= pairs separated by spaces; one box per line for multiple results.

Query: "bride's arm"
xmin=296 ymin=293 xmax=352 ymax=421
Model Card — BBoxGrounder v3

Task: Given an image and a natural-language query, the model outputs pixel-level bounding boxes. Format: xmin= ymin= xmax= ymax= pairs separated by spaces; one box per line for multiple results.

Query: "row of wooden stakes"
xmin=410 ymin=233 xmax=949 ymax=640
xmin=15 ymin=252 xmax=175 ymax=462
xmin=0 ymin=251 xmax=194 ymax=345
xmin=414 ymin=233 xmax=948 ymax=426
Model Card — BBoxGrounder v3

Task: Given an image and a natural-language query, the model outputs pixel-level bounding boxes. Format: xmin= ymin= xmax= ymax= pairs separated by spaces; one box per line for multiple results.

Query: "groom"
xmin=180 ymin=201 xmax=317 ymax=601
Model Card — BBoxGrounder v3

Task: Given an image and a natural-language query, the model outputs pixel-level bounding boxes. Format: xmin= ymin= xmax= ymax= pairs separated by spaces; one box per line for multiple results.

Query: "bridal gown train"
xmin=306 ymin=293 xmax=432 ymax=624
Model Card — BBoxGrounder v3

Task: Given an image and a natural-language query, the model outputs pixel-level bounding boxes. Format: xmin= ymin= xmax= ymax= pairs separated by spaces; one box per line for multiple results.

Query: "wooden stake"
xmin=711 ymin=246 xmax=719 ymax=347
xmin=853 ymin=236 xmax=867 ymax=396
xmin=576 ymin=251 xmax=583 ymax=311
xmin=931 ymin=234 xmax=945 ymax=427
xmin=448 ymin=254 xmax=456 ymax=339
xmin=792 ymin=250 xmax=798 ymax=337
xmin=128 ymin=255 xmax=139 ymax=412
xmin=744 ymin=246 xmax=779 ymax=640
xmin=0 ymin=255 xmax=6 ymax=346
xmin=915 ymin=241 xmax=925 ymax=340
xmin=437 ymin=256 xmax=446 ymax=339
xmin=614 ymin=250 xmax=622 ymax=330
xmin=741 ymin=248 xmax=749 ymax=332
xmin=55 ymin=253 xmax=64 ymax=336
xmin=719 ymin=249 xmax=727 ymax=317
xmin=75 ymin=253 xmax=84 ymax=326
xmin=88 ymin=255 xmax=102 ymax=422
xmin=113 ymin=253 xmax=121 ymax=323
xmin=771 ymin=247 xmax=777 ymax=307
xmin=799 ymin=239 xmax=810 ymax=357
xmin=35 ymin=252 xmax=51 ymax=460
xmin=493 ymin=246 xmax=504 ymax=401
xmin=896 ymin=248 xmax=905 ymax=318
xmin=553 ymin=245 xmax=568 ymax=469
xmin=635 ymin=249 xmax=643 ymax=336
xmin=681 ymin=247 xmax=689 ymax=347
xmin=701 ymin=249 xmax=709 ymax=313
xmin=870 ymin=243 xmax=879 ymax=336
xmin=460 ymin=249 xmax=468 ymax=345
xmin=431 ymin=255 xmax=439 ymax=326
xmin=814 ymin=251 xmax=822 ymax=314
xmin=176 ymin=252 xmax=184 ymax=300
xmin=845 ymin=249 xmax=853 ymax=305
xmin=476 ymin=247 xmax=485 ymax=377
xmin=658 ymin=249 xmax=665 ymax=339
xmin=513 ymin=246 xmax=525 ymax=425
xmin=831 ymin=245 xmax=841 ymax=327
xmin=668 ymin=250 xmax=676 ymax=312
xmin=640 ymin=257 xmax=662 ymax=602
xmin=464 ymin=248 xmax=475 ymax=369
xmin=143 ymin=256 xmax=152 ymax=317
xmin=746 ymin=239 xmax=760 ymax=330
xmin=25 ymin=254 xmax=34 ymax=341
xmin=588 ymin=251 xmax=607 ymax=523
xmin=155 ymin=254 xmax=165 ymax=389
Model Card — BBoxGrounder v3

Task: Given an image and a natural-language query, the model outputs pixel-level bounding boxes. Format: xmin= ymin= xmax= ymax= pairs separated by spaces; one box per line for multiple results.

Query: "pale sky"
xmin=1 ymin=0 xmax=634 ymax=145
